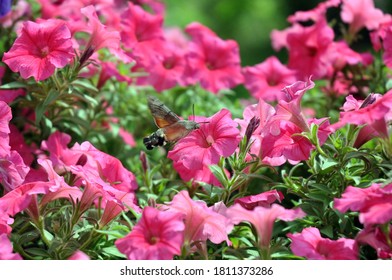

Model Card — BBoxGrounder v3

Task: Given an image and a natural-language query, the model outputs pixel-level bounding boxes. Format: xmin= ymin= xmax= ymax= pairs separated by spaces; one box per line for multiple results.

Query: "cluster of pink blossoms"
xmin=0 ymin=100 xmax=140 ymax=259
xmin=1 ymin=0 xmax=392 ymax=260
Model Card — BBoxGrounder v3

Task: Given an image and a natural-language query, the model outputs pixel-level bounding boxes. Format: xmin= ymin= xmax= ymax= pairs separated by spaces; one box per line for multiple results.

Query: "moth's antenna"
xmin=192 ymin=103 xmax=195 ymax=120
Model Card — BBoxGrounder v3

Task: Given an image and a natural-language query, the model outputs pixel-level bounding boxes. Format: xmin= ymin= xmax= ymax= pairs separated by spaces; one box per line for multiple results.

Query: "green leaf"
xmin=305 ymin=191 xmax=329 ymax=202
xmin=35 ymin=89 xmax=59 ymax=124
xmin=102 ymin=247 xmax=125 ymax=258
xmin=319 ymin=159 xmax=338 ymax=174
xmin=320 ymin=225 xmax=334 ymax=238
xmin=386 ymin=79 xmax=392 ymax=90
xmin=24 ymin=248 xmax=51 ymax=258
xmin=43 ymin=230 xmax=54 ymax=242
xmin=71 ymin=79 xmax=99 ymax=95
xmin=209 ymin=164 xmax=228 ymax=186
xmin=0 ymin=81 xmax=27 ymax=89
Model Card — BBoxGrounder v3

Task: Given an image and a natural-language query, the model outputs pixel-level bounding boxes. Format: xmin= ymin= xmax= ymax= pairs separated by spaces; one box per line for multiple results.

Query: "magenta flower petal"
xmin=334 ymin=183 xmax=392 ymax=226
xmin=227 ymin=203 xmax=305 ymax=248
xmin=183 ymin=22 xmax=243 ymax=93
xmin=0 ymin=234 xmax=22 ymax=260
xmin=288 ymin=227 xmax=358 ymax=260
xmin=168 ymin=109 xmax=240 ymax=185
xmin=115 ymin=207 xmax=184 ymax=260
xmin=167 ymin=191 xmax=232 ymax=246
xmin=243 ymin=56 xmax=296 ymax=102
xmin=2 ymin=19 xmax=74 ymax=81
xmin=234 ymin=190 xmax=284 ymax=210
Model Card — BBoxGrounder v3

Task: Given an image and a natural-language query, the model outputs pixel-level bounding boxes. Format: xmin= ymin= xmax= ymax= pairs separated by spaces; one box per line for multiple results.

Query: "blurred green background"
xmin=164 ymin=0 xmax=392 ymax=67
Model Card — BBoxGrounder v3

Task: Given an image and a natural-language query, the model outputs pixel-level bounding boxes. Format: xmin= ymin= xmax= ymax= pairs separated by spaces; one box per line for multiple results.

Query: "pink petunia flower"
xmin=260 ymin=79 xmax=331 ymax=166
xmin=243 ymin=56 xmax=297 ymax=102
xmin=183 ymin=22 xmax=243 ymax=93
xmin=39 ymin=132 xmax=140 ymax=224
xmin=334 ymin=183 xmax=392 ymax=226
xmin=356 ymin=226 xmax=392 ymax=259
xmin=341 ymin=0 xmax=390 ymax=35
xmin=330 ymin=92 xmax=392 ymax=146
xmin=0 ymin=66 xmax=25 ymax=104
xmin=288 ymin=227 xmax=358 ymax=260
xmin=285 ymin=19 xmax=335 ymax=80
xmin=235 ymin=98 xmax=276 ymax=160
xmin=67 ymin=250 xmax=90 ymax=260
xmin=9 ymin=125 xmax=34 ymax=167
xmin=0 ymin=208 xmax=13 ymax=235
xmin=0 ymin=101 xmax=12 ymax=154
xmin=0 ymin=150 xmax=30 ymax=192
xmin=80 ymin=5 xmax=132 ymax=63
xmin=382 ymin=26 xmax=392 ymax=68
xmin=234 ymin=190 xmax=284 ymax=210
xmin=2 ymin=19 xmax=74 ymax=81
xmin=0 ymin=234 xmax=22 ymax=260
xmin=120 ymin=3 xmax=164 ymax=66
xmin=0 ymin=101 xmax=30 ymax=192
xmin=287 ymin=0 xmax=341 ymax=24
xmin=227 ymin=203 xmax=305 ymax=250
xmin=143 ymin=41 xmax=186 ymax=91
xmin=115 ymin=206 xmax=185 ymax=260
xmin=166 ymin=191 xmax=232 ymax=246
xmin=0 ymin=181 xmax=51 ymax=217
xmin=168 ymin=109 xmax=240 ymax=185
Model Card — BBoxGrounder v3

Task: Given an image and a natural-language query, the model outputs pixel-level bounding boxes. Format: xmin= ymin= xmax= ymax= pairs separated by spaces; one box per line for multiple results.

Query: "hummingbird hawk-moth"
xmin=143 ymin=96 xmax=200 ymax=150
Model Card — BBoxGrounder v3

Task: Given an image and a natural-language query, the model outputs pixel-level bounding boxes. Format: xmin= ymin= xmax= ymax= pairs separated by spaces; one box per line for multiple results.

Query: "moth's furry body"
xmin=143 ymin=96 xmax=199 ymax=150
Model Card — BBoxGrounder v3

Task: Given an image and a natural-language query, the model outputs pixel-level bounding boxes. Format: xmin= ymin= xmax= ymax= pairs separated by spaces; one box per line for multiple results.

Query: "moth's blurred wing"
xmin=147 ymin=96 xmax=180 ymax=128
xmin=162 ymin=121 xmax=199 ymax=142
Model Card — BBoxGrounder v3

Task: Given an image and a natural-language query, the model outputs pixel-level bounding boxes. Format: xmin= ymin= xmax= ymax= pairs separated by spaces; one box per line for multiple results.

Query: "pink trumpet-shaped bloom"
xmin=115 ymin=207 xmax=185 ymax=260
xmin=143 ymin=41 xmax=186 ymax=91
xmin=288 ymin=227 xmax=358 ymax=260
xmin=0 ymin=208 xmax=13 ymax=235
xmin=234 ymin=190 xmax=284 ymax=210
xmin=120 ymin=3 xmax=164 ymax=66
xmin=260 ymin=78 xmax=331 ymax=166
xmin=166 ymin=191 xmax=232 ymax=246
xmin=334 ymin=183 xmax=392 ymax=226
xmin=235 ymin=98 xmax=276 ymax=160
xmin=0 ymin=101 xmax=12 ymax=153
xmin=356 ymin=226 xmax=392 ymax=259
xmin=80 ymin=5 xmax=131 ymax=63
xmin=243 ymin=56 xmax=296 ymax=102
xmin=330 ymin=92 xmax=392 ymax=146
xmin=286 ymin=19 xmax=334 ymax=80
xmin=183 ymin=22 xmax=243 ymax=93
xmin=67 ymin=250 xmax=90 ymax=260
xmin=227 ymin=203 xmax=305 ymax=249
xmin=2 ymin=19 xmax=74 ymax=81
xmin=341 ymin=0 xmax=390 ymax=34
xmin=288 ymin=0 xmax=341 ymax=24
xmin=383 ymin=26 xmax=392 ymax=68
xmin=0 ymin=101 xmax=30 ymax=192
xmin=0 ymin=234 xmax=22 ymax=260
xmin=168 ymin=109 xmax=240 ymax=185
